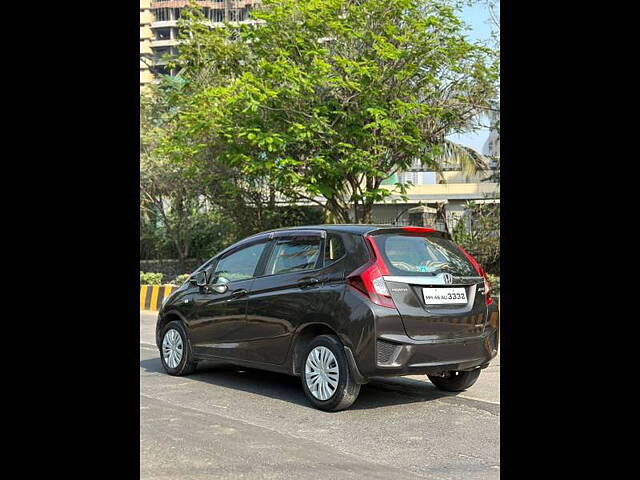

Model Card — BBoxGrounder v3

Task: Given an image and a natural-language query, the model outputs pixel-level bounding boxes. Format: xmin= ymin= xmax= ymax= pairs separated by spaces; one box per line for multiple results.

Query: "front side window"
xmin=375 ymin=234 xmax=477 ymax=277
xmin=264 ymin=237 xmax=321 ymax=275
xmin=214 ymin=242 xmax=267 ymax=282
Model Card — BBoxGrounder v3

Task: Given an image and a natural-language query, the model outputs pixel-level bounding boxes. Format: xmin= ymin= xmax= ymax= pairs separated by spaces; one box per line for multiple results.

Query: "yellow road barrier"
xmin=140 ymin=285 xmax=178 ymax=311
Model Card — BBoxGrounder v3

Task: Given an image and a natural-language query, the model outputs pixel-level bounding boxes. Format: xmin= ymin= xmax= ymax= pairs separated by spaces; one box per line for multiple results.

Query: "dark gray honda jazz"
xmin=156 ymin=225 xmax=500 ymax=411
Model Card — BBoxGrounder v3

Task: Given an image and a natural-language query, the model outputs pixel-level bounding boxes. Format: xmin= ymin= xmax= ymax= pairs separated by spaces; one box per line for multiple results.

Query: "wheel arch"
xmin=290 ymin=323 xmax=347 ymax=375
xmin=155 ymin=310 xmax=189 ymax=349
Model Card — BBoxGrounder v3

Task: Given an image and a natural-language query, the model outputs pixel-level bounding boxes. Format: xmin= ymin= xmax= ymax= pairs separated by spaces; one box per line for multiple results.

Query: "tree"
xmin=482 ymin=0 xmax=499 ymax=183
xmin=162 ymin=0 xmax=499 ymax=223
xmin=141 ymin=76 xmax=325 ymax=262
xmin=140 ymin=78 xmax=218 ymax=267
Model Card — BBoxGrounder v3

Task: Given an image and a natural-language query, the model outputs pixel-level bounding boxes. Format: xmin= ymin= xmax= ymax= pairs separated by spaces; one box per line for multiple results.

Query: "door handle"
xmin=229 ymin=288 xmax=248 ymax=299
xmin=299 ymin=278 xmax=319 ymax=288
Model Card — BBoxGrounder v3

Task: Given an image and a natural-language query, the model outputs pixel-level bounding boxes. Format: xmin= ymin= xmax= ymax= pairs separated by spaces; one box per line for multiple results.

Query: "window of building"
xmin=155 ymin=28 xmax=171 ymax=40
xmin=153 ymin=47 xmax=172 ymax=64
xmin=152 ymin=8 xmax=170 ymax=22
xmin=211 ymin=9 xmax=224 ymax=22
xmin=152 ymin=65 xmax=169 ymax=76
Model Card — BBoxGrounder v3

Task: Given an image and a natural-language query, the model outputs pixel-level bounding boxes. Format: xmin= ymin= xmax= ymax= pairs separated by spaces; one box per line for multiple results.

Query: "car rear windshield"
xmin=373 ymin=234 xmax=478 ymax=277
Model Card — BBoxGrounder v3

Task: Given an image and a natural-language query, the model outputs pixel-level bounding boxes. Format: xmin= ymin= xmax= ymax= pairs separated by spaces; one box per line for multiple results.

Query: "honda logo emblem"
xmin=442 ymin=273 xmax=454 ymax=284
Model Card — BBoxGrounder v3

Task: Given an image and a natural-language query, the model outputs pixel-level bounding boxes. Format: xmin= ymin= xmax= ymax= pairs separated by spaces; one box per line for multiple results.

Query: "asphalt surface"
xmin=140 ymin=311 xmax=500 ymax=479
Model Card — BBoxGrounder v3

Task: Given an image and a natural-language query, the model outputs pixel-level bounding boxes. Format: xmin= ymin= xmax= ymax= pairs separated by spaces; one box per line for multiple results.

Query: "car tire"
xmin=159 ymin=320 xmax=197 ymax=376
xmin=300 ymin=335 xmax=361 ymax=411
xmin=427 ymin=369 xmax=481 ymax=392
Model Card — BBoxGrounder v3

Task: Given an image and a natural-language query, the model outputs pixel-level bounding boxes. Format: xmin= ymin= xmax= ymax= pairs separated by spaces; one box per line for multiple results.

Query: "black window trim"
xmin=207 ymin=237 xmax=271 ymax=284
xmin=253 ymin=230 xmax=326 ymax=279
xmin=193 ymin=232 xmax=271 ymax=276
xmin=194 ymin=230 xmax=335 ymax=283
xmin=323 ymin=232 xmax=348 ymax=268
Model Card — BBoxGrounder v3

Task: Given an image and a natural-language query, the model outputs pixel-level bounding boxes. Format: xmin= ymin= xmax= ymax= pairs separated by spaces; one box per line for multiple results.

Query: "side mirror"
xmin=211 ymin=276 xmax=230 ymax=294
xmin=191 ymin=270 xmax=208 ymax=287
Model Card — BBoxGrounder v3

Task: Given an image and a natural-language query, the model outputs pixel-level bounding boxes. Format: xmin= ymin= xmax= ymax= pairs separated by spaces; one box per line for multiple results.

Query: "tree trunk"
xmin=173 ymin=238 xmax=186 ymax=273
xmin=436 ymin=204 xmax=450 ymax=235
xmin=326 ymin=198 xmax=352 ymax=223
xmin=360 ymin=203 xmax=373 ymax=224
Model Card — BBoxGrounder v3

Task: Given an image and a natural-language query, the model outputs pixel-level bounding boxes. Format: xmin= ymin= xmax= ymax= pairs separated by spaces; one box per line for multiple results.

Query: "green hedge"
xmin=140 ymin=271 xmax=164 ymax=285
xmin=172 ymin=273 xmax=191 ymax=285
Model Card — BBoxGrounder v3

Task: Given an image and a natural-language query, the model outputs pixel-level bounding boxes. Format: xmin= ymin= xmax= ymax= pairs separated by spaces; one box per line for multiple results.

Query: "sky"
xmin=446 ymin=1 xmax=498 ymax=153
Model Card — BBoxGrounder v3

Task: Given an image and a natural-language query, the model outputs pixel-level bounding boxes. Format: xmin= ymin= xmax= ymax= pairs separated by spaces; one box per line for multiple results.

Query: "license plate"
xmin=422 ymin=287 xmax=468 ymax=305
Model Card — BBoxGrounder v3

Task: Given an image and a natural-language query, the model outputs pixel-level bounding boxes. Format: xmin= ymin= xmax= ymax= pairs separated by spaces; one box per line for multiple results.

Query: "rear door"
xmin=372 ymin=232 xmax=489 ymax=340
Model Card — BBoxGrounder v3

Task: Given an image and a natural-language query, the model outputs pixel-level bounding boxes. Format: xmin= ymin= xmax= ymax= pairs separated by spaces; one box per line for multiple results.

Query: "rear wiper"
xmin=427 ymin=265 xmax=452 ymax=274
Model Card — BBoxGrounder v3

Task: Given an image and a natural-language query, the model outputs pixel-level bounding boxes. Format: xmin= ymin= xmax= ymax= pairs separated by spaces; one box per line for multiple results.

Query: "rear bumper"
xmin=340 ymin=289 xmax=500 ymax=382
xmin=360 ymin=327 xmax=498 ymax=379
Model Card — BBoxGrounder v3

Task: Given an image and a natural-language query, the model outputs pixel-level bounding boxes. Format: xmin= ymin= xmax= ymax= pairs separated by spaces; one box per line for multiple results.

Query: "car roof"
xmin=206 ymin=224 xmax=448 ymax=264
xmin=266 ymin=224 xmax=401 ymax=235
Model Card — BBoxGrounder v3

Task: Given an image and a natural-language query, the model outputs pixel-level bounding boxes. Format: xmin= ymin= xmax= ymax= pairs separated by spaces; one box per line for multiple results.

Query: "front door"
xmin=190 ymin=240 xmax=269 ymax=360
xmin=245 ymin=231 xmax=324 ymax=365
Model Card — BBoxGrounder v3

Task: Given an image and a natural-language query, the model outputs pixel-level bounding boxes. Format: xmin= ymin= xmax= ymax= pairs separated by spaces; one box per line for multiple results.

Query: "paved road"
xmin=140 ymin=312 xmax=500 ymax=479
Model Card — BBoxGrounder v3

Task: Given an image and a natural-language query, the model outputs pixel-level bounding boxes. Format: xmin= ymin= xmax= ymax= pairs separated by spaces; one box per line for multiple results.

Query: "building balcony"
xmin=382 ymin=182 xmax=499 ymax=202
xmin=151 ymin=20 xmax=178 ymax=28
xmin=152 ymin=57 xmax=171 ymax=66
xmin=151 ymin=39 xmax=177 ymax=48
xmin=151 ymin=1 xmax=260 ymax=7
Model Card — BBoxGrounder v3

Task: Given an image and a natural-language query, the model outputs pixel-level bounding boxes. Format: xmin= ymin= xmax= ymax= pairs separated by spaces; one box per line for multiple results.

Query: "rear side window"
xmin=374 ymin=234 xmax=477 ymax=277
xmin=264 ymin=237 xmax=321 ymax=275
xmin=324 ymin=234 xmax=346 ymax=267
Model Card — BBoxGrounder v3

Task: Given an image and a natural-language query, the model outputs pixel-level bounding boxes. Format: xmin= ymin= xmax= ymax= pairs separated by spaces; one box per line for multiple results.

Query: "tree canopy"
xmin=157 ymin=0 xmax=498 ymax=223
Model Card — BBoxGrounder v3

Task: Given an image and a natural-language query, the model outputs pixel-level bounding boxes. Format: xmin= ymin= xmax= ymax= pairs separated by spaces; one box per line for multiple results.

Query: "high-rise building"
xmin=145 ymin=1 xmax=262 ymax=79
xmin=140 ymin=0 xmax=154 ymax=89
xmin=482 ymin=108 xmax=500 ymax=158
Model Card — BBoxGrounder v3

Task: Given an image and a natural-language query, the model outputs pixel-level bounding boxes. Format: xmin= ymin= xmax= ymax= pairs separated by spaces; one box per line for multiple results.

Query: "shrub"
xmin=486 ymin=274 xmax=500 ymax=296
xmin=140 ymin=271 xmax=164 ymax=285
xmin=451 ymin=200 xmax=500 ymax=275
xmin=172 ymin=273 xmax=191 ymax=285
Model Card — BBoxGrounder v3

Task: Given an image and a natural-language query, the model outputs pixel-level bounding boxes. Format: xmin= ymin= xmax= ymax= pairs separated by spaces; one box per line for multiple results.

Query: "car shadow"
xmin=140 ymin=354 xmax=458 ymax=411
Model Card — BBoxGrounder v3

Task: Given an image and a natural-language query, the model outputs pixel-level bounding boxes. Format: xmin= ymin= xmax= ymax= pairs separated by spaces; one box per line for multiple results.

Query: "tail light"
xmin=401 ymin=226 xmax=436 ymax=234
xmin=346 ymin=236 xmax=396 ymax=309
xmin=455 ymin=245 xmax=494 ymax=306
